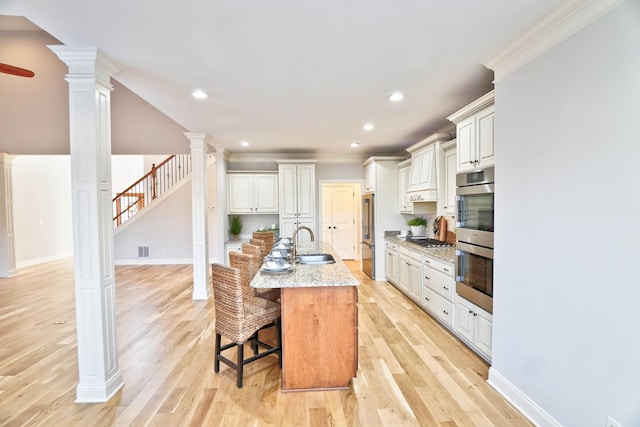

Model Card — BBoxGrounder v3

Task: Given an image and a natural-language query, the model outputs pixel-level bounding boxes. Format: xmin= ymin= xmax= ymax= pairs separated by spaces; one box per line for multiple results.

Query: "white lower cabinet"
xmin=383 ymin=239 xmax=492 ymax=362
xmin=384 ymin=241 xmax=399 ymax=284
xmin=423 ymin=287 xmax=453 ymax=326
xmin=455 ymin=296 xmax=493 ymax=360
xmin=422 ymin=254 xmax=455 ymax=328
xmin=398 ymin=246 xmax=421 ymax=302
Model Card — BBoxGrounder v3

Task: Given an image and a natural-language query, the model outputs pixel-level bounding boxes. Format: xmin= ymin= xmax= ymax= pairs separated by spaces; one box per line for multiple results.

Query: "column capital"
xmin=184 ymin=132 xmax=215 ymax=151
xmin=48 ymin=46 xmax=120 ymax=88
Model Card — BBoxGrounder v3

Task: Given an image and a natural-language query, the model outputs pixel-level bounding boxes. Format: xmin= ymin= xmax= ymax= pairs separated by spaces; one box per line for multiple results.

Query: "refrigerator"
xmin=361 ymin=193 xmax=374 ymax=279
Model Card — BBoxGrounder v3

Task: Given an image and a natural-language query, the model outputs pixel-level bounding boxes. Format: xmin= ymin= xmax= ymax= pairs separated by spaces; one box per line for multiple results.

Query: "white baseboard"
xmin=488 ymin=367 xmax=562 ymax=427
xmin=16 ymin=252 xmax=73 ymax=268
xmin=114 ymin=257 xmax=220 ymax=265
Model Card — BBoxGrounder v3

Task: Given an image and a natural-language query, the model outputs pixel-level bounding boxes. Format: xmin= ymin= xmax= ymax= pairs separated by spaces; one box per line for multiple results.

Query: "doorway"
xmin=319 ymin=182 xmax=361 ymax=260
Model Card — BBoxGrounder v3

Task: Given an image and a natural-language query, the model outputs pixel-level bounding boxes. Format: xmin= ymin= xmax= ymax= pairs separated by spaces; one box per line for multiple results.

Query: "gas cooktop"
xmin=405 ymin=237 xmax=454 ymax=248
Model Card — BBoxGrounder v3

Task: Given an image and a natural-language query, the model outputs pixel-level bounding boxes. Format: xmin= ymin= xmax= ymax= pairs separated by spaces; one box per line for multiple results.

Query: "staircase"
xmin=112 ymin=155 xmax=192 ymax=228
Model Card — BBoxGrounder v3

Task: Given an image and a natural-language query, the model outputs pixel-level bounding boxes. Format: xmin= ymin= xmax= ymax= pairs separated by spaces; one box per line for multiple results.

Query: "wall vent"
xmin=137 ymin=245 xmax=150 ymax=258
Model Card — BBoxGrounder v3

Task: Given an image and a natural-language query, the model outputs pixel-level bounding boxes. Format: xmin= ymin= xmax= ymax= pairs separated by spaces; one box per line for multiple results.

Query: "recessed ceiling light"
xmin=191 ymin=90 xmax=208 ymax=99
xmin=388 ymin=92 xmax=404 ymax=102
xmin=240 ymin=141 xmax=250 ymax=147
xmin=350 ymin=141 xmax=360 ymax=148
xmin=363 ymin=123 xmax=374 ymax=131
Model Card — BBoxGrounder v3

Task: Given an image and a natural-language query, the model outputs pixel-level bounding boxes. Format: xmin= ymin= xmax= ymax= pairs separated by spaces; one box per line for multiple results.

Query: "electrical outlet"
xmin=606 ymin=416 xmax=622 ymax=427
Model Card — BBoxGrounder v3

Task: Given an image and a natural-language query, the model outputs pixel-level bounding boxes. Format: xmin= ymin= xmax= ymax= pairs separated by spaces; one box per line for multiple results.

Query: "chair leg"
xmin=253 ymin=330 xmax=259 ymax=355
xmin=214 ymin=333 xmax=221 ymax=373
xmin=237 ymin=343 xmax=244 ymax=388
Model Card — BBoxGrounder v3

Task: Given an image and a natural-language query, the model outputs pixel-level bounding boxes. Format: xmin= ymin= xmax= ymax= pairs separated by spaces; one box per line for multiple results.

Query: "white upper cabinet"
xmin=364 ymin=163 xmax=375 ymax=193
xmin=398 ymin=159 xmax=412 ymax=213
xmin=447 ymin=90 xmax=495 ymax=173
xmin=227 ymin=172 xmax=278 ymax=214
xmin=437 ymin=139 xmax=457 ymax=216
xmin=278 ymin=161 xmax=316 ymax=240
xmin=279 ymin=163 xmax=315 ymax=219
xmin=405 ymin=133 xmax=454 ymax=203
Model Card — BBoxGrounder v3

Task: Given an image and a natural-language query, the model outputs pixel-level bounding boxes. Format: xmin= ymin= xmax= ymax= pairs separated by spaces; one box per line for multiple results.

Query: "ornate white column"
xmin=0 ymin=153 xmax=17 ymax=277
xmin=185 ymin=132 xmax=213 ymax=299
xmin=49 ymin=46 xmax=123 ymax=402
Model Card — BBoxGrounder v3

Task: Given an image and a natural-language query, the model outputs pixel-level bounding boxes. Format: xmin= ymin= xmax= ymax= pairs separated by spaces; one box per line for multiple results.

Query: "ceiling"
xmin=0 ymin=0 xmax=569 ymax=158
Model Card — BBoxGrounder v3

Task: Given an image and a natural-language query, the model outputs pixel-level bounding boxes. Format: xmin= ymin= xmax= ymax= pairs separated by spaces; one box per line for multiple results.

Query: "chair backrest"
xmin=249 ymin=238 xmax=268 ymax=257
xmin=228 ymin=251 xmax=257 ymax=299
xmin=211 ymin=263 xmax=244 ymax=339
xmin=242 ymin=243 xmax=262 ymax=261
xmin=252 ymin=231 xmax=275 ymax=250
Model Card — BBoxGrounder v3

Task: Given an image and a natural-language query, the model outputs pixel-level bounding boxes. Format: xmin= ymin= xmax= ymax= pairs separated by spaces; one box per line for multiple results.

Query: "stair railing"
xmin=112 ymin=155 xmax=192 ymax=228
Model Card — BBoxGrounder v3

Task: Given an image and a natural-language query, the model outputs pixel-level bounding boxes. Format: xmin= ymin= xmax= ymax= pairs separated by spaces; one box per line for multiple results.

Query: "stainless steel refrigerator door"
xmin=362 ymin=193 xmax=374 ymax=245
xmin=361 ymin=242 xmax=374 ymax=279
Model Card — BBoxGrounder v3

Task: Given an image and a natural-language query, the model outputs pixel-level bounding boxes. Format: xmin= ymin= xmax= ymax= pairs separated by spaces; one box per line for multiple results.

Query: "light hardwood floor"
xmin=0 ymin=259 xmax=531 ymax=426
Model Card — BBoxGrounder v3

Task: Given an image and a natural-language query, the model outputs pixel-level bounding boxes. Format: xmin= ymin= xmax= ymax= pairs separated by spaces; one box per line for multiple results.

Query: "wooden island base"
xmin=280 ymin=286 xmax=358 ymax=391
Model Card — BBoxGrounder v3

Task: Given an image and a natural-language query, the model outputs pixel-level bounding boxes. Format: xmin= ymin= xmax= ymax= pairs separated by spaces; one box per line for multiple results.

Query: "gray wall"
xmin=0 ymin=29 xmax=189 ymax=155
xmin=492 ymin=2 xmax=640 ymax=426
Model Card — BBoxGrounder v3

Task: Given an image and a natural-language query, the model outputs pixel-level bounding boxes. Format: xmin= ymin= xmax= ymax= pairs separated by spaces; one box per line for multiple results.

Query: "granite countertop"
xmin=251 ymin=242 xmax=360 ymax=289
xmin=385 ymin=235 xmax=456 ymax=264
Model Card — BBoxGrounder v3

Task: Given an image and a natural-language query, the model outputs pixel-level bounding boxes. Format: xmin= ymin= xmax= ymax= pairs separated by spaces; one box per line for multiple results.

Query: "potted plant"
xmin=407 ymin=216 xmax=427 ymax=237
xmin=229 ymin=216 xmax=242 ymax=241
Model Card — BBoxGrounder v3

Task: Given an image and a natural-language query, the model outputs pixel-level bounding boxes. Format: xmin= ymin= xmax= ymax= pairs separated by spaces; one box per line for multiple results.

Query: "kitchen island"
xmin=251 ymin=242 xmax=360 ymax=391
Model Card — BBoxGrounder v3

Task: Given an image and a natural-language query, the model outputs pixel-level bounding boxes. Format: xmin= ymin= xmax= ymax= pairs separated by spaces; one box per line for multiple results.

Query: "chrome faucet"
xmin=291 ymin=226 xmax=315 ymax=261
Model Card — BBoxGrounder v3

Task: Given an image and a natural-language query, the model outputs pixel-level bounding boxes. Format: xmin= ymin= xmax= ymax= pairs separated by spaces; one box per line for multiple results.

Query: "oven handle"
xmin=456 ymin=182 xmax=494 ymax=196
xmin=456 ymin=195 xmax=464 ymax=227
xmin=456 ymin=241 xmax=494 ymax=259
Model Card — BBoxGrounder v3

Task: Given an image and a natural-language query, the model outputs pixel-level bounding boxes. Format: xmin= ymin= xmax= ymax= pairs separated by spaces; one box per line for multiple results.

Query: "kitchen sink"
xmin=296 ymin=253 xmax=336 ymax=265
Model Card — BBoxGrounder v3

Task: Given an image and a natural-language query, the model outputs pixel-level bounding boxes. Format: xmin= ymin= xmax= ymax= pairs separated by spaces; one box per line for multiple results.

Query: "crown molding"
xmin=483 ymin=0 xmax=624 ymax=82
xmin=228 ymin=151 xmax=369 ymax=164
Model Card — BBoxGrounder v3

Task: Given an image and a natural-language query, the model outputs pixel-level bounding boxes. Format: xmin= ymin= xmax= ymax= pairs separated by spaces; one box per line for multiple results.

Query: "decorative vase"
xmin=410 ymin=225 xmax=426 ymax=237
xmin=232 ymin=234 xmax=239 ymax=241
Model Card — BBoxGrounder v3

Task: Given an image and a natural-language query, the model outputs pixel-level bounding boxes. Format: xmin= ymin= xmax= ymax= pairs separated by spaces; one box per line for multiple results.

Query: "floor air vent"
xmin=137 ymin=245 xmax=150 ymax=258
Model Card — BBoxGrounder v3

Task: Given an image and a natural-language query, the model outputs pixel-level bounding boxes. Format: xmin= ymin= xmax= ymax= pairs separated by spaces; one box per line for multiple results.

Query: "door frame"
xmin=318 ymin=180 xmax=363 ymax=260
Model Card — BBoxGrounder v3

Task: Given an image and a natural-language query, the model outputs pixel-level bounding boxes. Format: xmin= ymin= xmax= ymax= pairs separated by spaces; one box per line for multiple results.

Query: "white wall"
xmin=113 ymin=159 xmax=219 ymax=263
xmin=491 ymin=2 xmax=640 ymax=426
xmin=112 ymin=155 xmax=144 ymax=197
xmin=12 ymin=155 xmax=73 ymax=266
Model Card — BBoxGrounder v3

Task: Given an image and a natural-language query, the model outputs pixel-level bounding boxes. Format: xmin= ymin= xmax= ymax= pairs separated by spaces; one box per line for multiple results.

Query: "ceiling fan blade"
xmin=0 ymin=63 xmax=35 ymax=78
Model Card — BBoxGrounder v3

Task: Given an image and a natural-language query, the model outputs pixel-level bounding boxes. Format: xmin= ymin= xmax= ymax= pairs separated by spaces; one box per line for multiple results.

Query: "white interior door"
xmin=321 ymin=183 xmax=357 ymax=260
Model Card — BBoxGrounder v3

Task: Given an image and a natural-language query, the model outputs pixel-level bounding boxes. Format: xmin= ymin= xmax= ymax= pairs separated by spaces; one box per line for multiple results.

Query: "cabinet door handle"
xmin=425 ymin=276 xmax=430 ymax=280
xmin=425 ymin=297 xmax=430 ymax=302
xmin=443 ymin=268 xmax=450 ymax=272
xmin=469 ymin=310 xmax=474 ymax=314
xmin=443 ymin=286 xmax=449 ymax=290
xmin=443 ymin=310 xmax=449 ymax=315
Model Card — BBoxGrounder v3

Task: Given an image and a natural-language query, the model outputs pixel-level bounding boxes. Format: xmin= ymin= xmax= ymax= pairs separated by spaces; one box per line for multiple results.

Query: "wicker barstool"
xmin=252 ymin=230 xmax=275 ymax=251
xmin=232 ymin=249 xmax=281 ymax=303
xmin=241 ymin=243 xmax=262 ymax=262
xmin=211 ymin=263 xmax=281 ymax=388
xmin=249 ymin=238 xmax=268 ymax=258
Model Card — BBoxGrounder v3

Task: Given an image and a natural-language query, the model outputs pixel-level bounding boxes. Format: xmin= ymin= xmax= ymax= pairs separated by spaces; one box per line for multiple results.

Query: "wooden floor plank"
xmin=0 ymin=259 xmax=532 ymax=426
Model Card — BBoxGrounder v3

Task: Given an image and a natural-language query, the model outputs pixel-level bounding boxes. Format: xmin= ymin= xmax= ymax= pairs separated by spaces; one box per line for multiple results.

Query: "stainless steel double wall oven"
xmin=455 ymin=166 xmax=494 ymax=313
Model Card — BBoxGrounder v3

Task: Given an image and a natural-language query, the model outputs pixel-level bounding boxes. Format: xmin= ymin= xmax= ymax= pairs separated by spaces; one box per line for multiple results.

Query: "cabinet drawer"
xmin=385 ymin=240 xmax=398 ymax=250
xmin=424 ymin=269 xmax=455 ymax=301
xmin=423 ymin=255 xmax=453 ymax=277
xmin=423 ymin=287 xmax=453 ymax=327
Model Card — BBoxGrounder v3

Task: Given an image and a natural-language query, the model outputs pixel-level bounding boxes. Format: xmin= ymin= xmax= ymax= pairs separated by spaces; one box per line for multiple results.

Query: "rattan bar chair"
xmin=231 ymin=250 xmax=281 ymax=303
xmin=252 ymin=230 xmax=275 ymax=251
xmin=249 ymin=238 xmax=268 ymax=258
xmin=211 ymin=263 xmax=281 ymax=388
xmin=241 ymin=243 xmax=262 ymax=262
